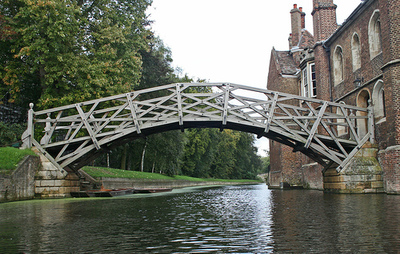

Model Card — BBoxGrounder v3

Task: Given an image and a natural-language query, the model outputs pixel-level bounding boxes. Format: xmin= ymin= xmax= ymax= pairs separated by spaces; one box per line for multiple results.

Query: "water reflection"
xmin=0 ymin=185 xmax=399 ymax=253
xmin=270 ymin=190 xmax=400 ymax=253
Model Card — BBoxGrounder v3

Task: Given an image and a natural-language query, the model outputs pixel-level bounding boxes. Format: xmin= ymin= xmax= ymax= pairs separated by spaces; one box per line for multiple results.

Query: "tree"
xmin=0 ymin=0 xmax=152 ymax=109
xmin=232 ymin=132 xmax=262 ymax=179
xmin=181 ymin=128 xmax=219 ymax=178
xmin=98 ymin=35 xmax=192 ymax=174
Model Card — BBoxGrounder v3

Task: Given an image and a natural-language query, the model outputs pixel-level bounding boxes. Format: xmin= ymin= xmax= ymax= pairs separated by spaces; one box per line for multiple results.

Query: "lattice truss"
xmin=22 ymin=83 xmax=374 ymax=172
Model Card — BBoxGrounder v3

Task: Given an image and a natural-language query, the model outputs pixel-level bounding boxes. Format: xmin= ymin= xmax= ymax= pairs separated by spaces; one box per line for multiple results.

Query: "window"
xmin=302 ymin=68 xmax=309 ymax=97
xmin=369 ymin=10 xmax=382 ymax=59
xmin=301 ymin=62 xmax=317 ymax=98
xmin=310 ymin=63 xmax=317 ymax=97
xmin=356 ymin=89 xmax=371 ymax=137
xmin=351 ymin=33 xmax=361 ymax=71
xmin=372 ymin=80 xmax=385 ymax=120
xmin=333 ymin=46 xmax=344 ymax=85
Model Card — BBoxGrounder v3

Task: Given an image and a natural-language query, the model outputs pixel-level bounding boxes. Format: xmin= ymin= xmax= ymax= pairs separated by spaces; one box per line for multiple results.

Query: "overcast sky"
xmin=147 ymin=0 xmax=362 ymax=156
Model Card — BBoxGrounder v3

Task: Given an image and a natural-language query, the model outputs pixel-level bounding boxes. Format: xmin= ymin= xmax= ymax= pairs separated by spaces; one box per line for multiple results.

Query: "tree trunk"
xmin=121 ymin=144 xmax=127 ymax=170
xmin=141 ymin=140 xmax=147 ymax=172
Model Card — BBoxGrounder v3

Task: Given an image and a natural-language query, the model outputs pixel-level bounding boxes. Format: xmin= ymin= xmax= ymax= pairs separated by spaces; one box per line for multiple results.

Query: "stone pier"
xmin=32 ymin=148 xmax=80 ymax=198
xmin=323 ymin=145 xmax=384 ymax=193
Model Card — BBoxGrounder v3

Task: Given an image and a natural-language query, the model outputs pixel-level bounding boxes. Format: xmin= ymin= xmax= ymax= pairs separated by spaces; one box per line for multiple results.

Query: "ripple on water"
xmin=0 ymin=185 xmax=399 ymax=253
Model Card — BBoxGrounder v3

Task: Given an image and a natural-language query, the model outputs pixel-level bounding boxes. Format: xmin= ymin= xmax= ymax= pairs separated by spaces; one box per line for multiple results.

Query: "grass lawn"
xmin=0 ymin=147 xmax=37 ymax=174
xmin=82 ymin=166 xmax=262 ymax=183
xmin=82 ymin=166 xmax=175 ymax=180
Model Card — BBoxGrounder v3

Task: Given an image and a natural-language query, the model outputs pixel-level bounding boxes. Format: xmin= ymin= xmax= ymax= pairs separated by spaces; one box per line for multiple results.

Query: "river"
xmin=0 ymin=184 xmax=399 ymax=253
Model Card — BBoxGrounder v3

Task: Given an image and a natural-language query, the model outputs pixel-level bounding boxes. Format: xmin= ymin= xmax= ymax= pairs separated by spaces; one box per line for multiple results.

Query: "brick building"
xmin=267 ymin=0 xmax=400 ymax=193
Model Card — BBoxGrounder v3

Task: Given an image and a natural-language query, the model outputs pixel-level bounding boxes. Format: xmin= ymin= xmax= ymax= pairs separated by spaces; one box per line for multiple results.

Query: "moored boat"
xmin=134 ymin=188 xmax=172 ymax=193
xmin=70 ymin=188 xmax=172 ymax=197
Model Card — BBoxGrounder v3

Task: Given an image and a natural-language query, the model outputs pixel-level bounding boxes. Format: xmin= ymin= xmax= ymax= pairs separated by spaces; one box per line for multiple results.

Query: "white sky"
xmin=148 ymin=0 xmax=362 ymax=156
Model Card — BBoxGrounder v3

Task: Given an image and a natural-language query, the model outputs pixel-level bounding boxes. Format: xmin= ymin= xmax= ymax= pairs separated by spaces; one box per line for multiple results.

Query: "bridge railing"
xmin=22 ymin=83 xmax=373 ymax=172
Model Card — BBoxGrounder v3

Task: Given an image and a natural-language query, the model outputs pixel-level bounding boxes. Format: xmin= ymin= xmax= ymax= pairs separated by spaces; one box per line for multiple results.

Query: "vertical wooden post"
xmin=176 ymin=83 xmax=183 ymax=128
xmin=367 ymin=100 xmax=375 ymax=144
xmin=26 ymin=103 xmax=34 ymax=148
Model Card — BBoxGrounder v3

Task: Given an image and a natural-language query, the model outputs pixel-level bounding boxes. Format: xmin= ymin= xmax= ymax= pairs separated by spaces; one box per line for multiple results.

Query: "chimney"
xmin=290 ymin=4 xmax=302 ymax=48
xmin=312 ymin=0 xmax=337 ymax=41
xmin=300 ymin=7 xmax=306 ymax=29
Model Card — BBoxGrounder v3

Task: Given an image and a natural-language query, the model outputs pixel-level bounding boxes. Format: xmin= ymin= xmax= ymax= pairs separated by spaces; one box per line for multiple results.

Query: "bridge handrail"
xmin=23 ymin=83 xmax=374 ymax=173
xmin=32 ymin=83 xmax=368 ymax=116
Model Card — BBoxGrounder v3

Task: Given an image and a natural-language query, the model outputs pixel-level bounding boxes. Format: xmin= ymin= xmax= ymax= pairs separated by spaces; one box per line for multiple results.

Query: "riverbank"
xmin=80 ymin=166 xmax=262 ymax=190
xmin=0 ymin=149 xmax=262 ymax=202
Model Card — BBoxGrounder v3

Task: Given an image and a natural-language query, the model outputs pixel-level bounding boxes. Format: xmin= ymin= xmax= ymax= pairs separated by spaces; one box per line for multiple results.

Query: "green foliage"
xmin=181 ymin=129 xmax=263 ymax=180
xmin=1 ymin=0 xmax=264 ymax=181
xmin=0 ymin=0 xmax=152 ymax=109
xmin=92 ymin=36 xmax=192 ymax=176
xmin=180 ymin=128 xmax=219 ymax=178
xmin=0 ymin=147 xmax=36 ymax=173
xmin=260 ymin=154 xmax=270 ymax=174
xmin=0 ymin=122 xmax=25 ymax=147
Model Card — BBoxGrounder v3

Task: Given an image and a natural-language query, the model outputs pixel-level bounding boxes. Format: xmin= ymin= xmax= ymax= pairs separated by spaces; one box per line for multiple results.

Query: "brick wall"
xmin=268 ymin=0 xmax=400 ymax=193
xmin=267 ymin=50 xmax=307 ymax=188
xmin=324 ymin=0 xmax=400 ymax=192
xmin=380 ymin=0 xmax=400 ymax=146
xmin=378 ymin=146 xmax=400 ymax=194
xmin=312 ymin=0 xmax=337 ymax=42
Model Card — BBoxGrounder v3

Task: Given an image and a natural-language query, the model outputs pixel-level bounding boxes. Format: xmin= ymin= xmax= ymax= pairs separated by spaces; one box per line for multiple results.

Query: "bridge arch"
xmin=22 ymin=83 xmax=373 ymax=173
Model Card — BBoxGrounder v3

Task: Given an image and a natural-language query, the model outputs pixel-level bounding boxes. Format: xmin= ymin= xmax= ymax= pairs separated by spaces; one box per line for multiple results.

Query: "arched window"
xmin=369 ymin=10 xmax=382 ymax=59
xmin=333 ymin=46 xmax=344 ymax=85
xmin=351 ymin=33 xmax=361 ymax=71
xmin=356 ymin=89 xmax=371 ymax=137
xmin=372 ymin=80 xmax=385 ymax=121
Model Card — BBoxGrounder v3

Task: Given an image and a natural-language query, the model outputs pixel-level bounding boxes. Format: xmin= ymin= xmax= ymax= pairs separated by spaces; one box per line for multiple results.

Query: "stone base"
xmin=323 ymin=146 xmax=384 ymax=193
xmin=301 ymin=162 xmax=323 ymax=190
xmin=32 ymin=148 xmax=80 ymax=198
xmin=267 ymin=170 xmax=282 ymax=189
xmin=35 ymin=173 xmax=80 ymax=198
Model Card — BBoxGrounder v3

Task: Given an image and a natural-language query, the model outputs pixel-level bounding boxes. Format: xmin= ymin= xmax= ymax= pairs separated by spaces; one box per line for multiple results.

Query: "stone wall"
xmin=33 ymin=148 xmax=80 ymax=198
xmin=100 ymin=178 xmax=259 ymax=190
xmin=324 ymin=146 xmax=384 ymax=193
xmin=0 ymin=155 xmax=40 ymax=202
xmin=301 ymin=162 xmax=323 ymax=190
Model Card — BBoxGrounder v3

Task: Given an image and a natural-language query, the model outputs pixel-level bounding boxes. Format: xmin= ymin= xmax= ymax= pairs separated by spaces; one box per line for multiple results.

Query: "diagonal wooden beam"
xmin=76 ymin=103 xmax=100 ymax=150
xmin=305 ymin=102 xmax=328 ymax=149
xmin=264 ymin=93 xmax=279 ymax=133
xmin=126 ymin=93 xmax=141 ymax=134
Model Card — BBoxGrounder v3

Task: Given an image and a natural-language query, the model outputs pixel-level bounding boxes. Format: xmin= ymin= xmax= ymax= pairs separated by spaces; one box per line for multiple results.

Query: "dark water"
xmin=0 ymin=184 xmax=399 ymax=253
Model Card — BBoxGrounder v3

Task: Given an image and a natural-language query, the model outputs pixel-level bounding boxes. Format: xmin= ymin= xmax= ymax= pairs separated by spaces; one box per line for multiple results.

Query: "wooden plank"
xmin=176 ymin=84 xmax=184 ymax=126
xmin=264 ymin=93 xmax=278 ymax=133
xmin=222 ymin=84 xmax=230 ymax=125
xmin=76 ymin=103 xmax=100 ymax=150
xmin=126 ymin=93 xmax=141 ymax=134
xmin=27 ymin=82 xmax=373 ymax=171
xmin=305 ymin=102 xmax=328 ymax=149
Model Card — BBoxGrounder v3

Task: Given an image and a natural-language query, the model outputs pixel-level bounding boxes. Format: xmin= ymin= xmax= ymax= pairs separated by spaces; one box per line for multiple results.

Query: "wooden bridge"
xmin=21 ymin=83 xmax=374 ymax=174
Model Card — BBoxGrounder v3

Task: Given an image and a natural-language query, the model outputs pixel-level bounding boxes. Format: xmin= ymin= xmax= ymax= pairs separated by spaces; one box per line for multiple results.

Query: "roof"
xmin=298 ymin=29 xmax=315 ymax=49
xmin=272 ymin=49 xmax=298 ymax=76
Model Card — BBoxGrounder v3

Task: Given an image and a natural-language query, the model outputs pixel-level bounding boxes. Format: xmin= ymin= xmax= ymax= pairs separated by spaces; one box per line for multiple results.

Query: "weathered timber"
xmin=22 ymin=83 xmax=373 ymax=173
